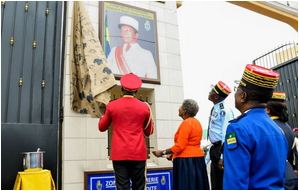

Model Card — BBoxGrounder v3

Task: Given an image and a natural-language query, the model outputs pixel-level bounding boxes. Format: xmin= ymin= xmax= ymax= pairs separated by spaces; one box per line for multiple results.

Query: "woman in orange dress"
xmin=152 ymin=99 xmax=209 ymax=190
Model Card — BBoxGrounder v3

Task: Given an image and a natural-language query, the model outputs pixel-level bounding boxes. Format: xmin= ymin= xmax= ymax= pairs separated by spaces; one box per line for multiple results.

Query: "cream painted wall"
xmin=62 ymin=1 xmax=183 ymax=189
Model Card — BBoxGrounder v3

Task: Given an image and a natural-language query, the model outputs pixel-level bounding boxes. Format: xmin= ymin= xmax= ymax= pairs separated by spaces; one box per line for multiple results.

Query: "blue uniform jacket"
xmin=273 ymin=118 xmax=298 ymax=190
xmin=223 ymin=108 xmax=288 ymax=190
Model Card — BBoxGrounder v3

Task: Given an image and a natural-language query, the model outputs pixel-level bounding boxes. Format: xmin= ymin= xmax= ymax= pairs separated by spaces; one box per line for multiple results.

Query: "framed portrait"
xmin=99 ymin=1 xmax=161 ymax=84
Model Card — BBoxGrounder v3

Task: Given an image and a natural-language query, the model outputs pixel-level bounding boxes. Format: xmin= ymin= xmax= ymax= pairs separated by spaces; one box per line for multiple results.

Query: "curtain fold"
xmin=70 ymin=2 xmax=116 ymax=118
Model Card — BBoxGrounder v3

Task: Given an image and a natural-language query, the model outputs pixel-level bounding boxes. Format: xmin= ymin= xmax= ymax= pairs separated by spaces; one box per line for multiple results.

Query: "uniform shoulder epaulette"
xmin=220 ymin=103 xmax=224 ymax=109
xmin=229 ymin=113 xmax=246 ymax=123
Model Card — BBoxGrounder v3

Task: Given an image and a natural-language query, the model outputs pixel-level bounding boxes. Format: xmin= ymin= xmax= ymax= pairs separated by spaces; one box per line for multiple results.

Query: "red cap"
xmin=239 ymin=64 xmax=280 ymax=94
xmin=120 ymin=73 xmax=142 ymax=92
xmin=293 ymin=128 xmax=298 ymax=132
xmin=211 ymin=81 xmax=232 ymax=98
xmin=246 ymin=64 xmax=280 ymax=78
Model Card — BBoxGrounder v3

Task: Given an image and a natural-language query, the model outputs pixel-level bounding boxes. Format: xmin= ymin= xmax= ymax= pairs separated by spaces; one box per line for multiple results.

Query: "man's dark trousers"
xmin=113 ymin=160 xmax=146 ymax=190
xmin=210 ymin=142 xmax=223 ymax=190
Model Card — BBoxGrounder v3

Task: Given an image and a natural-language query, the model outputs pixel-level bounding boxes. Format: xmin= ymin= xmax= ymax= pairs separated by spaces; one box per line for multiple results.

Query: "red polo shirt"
xmin=98 ymin=95 xmax=154 ymax=161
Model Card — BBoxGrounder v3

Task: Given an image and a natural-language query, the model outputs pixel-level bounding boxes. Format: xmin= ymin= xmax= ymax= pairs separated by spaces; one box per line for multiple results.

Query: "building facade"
xmin=62 ymin=1 xmax=183 ymax=189
xmin=1 ymin=1 xmax=183 ymax=190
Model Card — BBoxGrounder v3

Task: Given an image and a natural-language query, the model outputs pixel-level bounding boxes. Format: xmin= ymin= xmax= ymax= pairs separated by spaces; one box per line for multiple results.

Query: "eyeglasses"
xmin=234 ymin=86 xmax=245 ymax=93
xmin=209 ymin=90 xmax=218 ymax=95
xmin=234 ymin=86 xmax=238 ymax=92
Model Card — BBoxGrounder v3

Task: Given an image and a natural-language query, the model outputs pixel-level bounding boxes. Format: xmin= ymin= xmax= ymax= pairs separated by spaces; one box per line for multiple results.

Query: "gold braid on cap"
xmin=216 ymin=83 xmax=230 ymax=95
xmin=213 ymin=87 xmax=219 ymax=94
xmin=240 ymin=80 xmax=247 ymax=87
xmin=243 ymin=69 xmax=279 ymax=89
xmin=272 ymin=92 xmax=286 ymax=100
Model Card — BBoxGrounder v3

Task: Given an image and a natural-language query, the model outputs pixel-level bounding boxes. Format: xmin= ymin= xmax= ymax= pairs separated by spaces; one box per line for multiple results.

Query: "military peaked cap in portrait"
xmin=120 ymin=73 xmax=142 ymax=92
xmin=237 ymin=64 xmax=280 ymax=94
xmin=118 ymin=16 xmax=139 ymax=32
xmin=211 ymin=81 xmax=232 ymax=98
xmin=270 ymin=91 xmax=286 ymax=102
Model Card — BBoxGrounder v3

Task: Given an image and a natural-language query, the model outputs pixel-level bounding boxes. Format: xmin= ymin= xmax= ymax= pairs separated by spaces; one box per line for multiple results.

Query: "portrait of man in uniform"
xmin=100 ymin=2 xmax=160 ymax=83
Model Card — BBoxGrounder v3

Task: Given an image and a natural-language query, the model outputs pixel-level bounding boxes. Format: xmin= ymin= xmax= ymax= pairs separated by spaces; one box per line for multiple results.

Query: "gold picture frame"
xmin=99 ymin=1 xmax=161 ymax=84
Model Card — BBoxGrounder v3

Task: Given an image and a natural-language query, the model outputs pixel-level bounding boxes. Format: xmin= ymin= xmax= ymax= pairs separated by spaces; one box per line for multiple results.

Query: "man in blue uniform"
xmin=223 ymin=64 xmax=288 ymax=190
xmin=208 ymin=81 xmax=234 ymax=190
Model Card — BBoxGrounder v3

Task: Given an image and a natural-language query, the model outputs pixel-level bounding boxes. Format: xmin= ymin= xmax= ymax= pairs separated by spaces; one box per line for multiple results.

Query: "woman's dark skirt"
xmin=173 ymin=157 xmax=210 ymax=190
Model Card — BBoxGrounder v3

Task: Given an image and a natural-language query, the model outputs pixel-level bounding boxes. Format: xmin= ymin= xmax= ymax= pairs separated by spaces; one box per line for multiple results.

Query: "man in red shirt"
xmin=98 ymin=73 xmax=154 ymax=190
